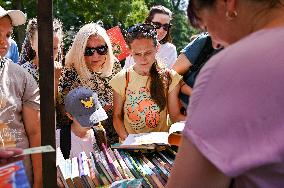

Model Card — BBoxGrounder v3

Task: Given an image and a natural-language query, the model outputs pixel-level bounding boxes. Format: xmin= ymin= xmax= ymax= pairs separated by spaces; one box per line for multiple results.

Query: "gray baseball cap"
xmin=64 ymin=87 xmax=108 ymax=127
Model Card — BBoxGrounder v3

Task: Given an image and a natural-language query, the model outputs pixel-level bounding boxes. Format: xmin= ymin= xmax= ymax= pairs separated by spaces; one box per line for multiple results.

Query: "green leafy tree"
xmin=53 ymin=0 xmax=148 ymax=52
xmin=2 ymin=0 xmax=197 ymax=55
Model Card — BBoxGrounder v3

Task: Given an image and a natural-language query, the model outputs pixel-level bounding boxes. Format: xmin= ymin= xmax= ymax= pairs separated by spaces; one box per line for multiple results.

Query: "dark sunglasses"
xmin=84 ymin=44 xmax=108 ymax=56
xmin=151 ymin=22 xmax=172 ymax=31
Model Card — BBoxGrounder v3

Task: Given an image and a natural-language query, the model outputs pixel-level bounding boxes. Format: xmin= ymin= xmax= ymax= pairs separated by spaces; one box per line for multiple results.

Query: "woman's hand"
xmin=0 ymin=148 xmax=24 ymax=166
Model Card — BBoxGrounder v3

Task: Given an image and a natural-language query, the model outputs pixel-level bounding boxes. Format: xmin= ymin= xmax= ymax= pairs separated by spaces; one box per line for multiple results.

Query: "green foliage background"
xmin=0 ymin=0 xmax=198 ymax=55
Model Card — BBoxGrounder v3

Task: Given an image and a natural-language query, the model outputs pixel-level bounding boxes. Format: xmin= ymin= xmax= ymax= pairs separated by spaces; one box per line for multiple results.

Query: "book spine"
xmin=85 ymin=175 xmax=96 ymax=188
xmin=149 ymin=157 xmax=169 ymax=180
xmin=92 ymin=151 xmax=112 ymax=185
xmin=107 ymin=147 xmax=126 ymax=179
xmin=141 ymin=155 xmax=166 ymax=186
xmin=57 ymin=165 xmax=70 ymax=188
xmin=166 ymin=147 xmax=177 ymax=157
xmin=102 ymin=143 xmax=122 ymax=180
xmin=72 ymin=177 xmax=85 ymax=188
xmin=65 ymin=159 xmax=72 ymax=179
xmin=153 ymin=154 xmax=171 ymax=173
xmin=145 ymin=154 xmax=168 ymax=182
xmin=119 ymin=150 xmax=142 ymax=179
xmin=113 ymin=149 xmax=135 ymax=179
xmin=137 ymin=156 xmax=164 ymax=188
xmin=66 ymin=178 xmax=76 ymax=188
xmin=81 ymin=175 xmax=91 ymax=188
xmin=132 ymin=154 xmax=158 ymax=188
xmin=87 ymin=155 xmax=101 ymax=187
xmin=123 ymin=151 xmax=153 ymax=188
xmin=71 ymin=157 xmax=80 ymax=179
xmin=99 ymin=150 xmax=116 ymax=182
xmin=78 ymin=153 xmax=84 ymax=177
xmin=157 ymin=151 xmax=174 ymax=166
xmin=78 ymin=152 xmax=90 ymax=177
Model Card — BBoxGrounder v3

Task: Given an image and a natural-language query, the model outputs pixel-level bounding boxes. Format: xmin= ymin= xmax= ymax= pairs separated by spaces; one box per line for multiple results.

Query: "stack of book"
xmin=57 ymin=146 xmax=177 ymax=188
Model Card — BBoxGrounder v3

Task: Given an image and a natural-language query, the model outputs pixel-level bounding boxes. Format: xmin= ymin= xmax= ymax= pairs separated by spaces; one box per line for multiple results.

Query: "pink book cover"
xmin=106 ymin=26 xmax=130 ymax=61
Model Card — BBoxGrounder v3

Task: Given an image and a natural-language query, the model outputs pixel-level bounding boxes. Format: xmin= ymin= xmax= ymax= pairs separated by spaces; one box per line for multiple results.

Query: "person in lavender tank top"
xmin=167 ymin=0 xmax=284 ymax=188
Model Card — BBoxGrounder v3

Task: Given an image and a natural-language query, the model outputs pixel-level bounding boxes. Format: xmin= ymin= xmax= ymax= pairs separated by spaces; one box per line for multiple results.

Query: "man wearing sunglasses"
xmin=124 ymin=5 xmax=177 ymax=69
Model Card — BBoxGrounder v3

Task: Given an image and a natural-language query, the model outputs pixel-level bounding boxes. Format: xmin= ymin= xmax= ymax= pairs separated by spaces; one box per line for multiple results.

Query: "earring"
xmin=226 ymin=10 xmax=238 ymax=21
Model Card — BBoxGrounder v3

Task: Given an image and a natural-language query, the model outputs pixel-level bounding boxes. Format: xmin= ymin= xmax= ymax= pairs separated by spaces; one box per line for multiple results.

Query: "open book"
xmin=112 ymin=121 xmax=185 ymax=150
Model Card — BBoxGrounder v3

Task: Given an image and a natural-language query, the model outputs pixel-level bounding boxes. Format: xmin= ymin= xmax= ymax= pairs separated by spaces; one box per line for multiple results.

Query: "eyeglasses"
xmin=84 ymin=44 xmax=108 ymax=56
xmin=151 ymin=22 xmax=172 ymax=31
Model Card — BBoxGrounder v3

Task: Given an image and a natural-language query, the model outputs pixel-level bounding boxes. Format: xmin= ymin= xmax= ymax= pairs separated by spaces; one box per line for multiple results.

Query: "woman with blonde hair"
xmin=57 ymin=23 xmax=121 ymax=144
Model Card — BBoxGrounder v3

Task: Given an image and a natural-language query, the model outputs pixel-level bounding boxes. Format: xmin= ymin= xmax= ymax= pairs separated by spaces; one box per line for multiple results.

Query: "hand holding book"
xmin=112 ymin=121 xmax=186 ymax=149
xmin=0 ymin=148 xmax=24 ymax=166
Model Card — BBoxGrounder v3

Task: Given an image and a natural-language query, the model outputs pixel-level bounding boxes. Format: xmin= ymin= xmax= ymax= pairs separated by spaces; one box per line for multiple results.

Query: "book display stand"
xmin=57 ymin=145 xmax=177 ymax=188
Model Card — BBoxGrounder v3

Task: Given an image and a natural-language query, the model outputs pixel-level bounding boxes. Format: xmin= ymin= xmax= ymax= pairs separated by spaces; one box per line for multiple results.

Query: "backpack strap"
xmin=123 ymin=68 xmax=130 ymax=102
xmin=59 ymin=125 xmax=71 ymax=159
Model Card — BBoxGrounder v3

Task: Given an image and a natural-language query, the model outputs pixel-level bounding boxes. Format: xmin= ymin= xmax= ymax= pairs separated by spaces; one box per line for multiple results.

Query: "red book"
xmin=107 ymin=26 xmax=130 ymax=61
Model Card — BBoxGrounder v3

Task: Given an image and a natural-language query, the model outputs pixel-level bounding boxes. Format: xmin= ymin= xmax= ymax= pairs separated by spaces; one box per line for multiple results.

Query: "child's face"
xmin=130 ymin=38 xmax=157 ymax=69
xmin=0 ymin=16 xmax=12 ymax=58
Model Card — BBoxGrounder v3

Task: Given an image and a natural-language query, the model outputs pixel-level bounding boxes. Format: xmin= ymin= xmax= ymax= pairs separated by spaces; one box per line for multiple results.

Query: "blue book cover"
xmin=0 ymin=160 xmax=30 ymax=188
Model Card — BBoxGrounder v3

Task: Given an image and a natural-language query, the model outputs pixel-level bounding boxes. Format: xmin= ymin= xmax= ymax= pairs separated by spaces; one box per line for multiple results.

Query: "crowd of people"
xmin=1 ymin=0 xmax=284 ymax=187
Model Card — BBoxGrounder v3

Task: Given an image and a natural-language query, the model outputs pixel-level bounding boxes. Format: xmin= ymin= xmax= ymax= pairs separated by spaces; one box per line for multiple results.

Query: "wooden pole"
xmin=38 ymin=0 xmax=56 ymax=187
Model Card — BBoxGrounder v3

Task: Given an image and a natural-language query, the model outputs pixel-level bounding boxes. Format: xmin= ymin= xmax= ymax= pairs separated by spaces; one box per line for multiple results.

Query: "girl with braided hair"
xmin=110 ymin=23 xmax=185 ymax=141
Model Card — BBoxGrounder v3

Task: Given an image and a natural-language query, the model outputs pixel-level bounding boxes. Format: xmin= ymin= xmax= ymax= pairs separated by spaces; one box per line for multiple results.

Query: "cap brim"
xmin=6 ymin=10 xmax=26 ymax=26
xmin=76 ymin=106 xmax=108 ymax=127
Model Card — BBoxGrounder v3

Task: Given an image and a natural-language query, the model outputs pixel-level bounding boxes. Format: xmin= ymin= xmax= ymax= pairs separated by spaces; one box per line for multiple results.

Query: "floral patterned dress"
xmin=21 ymin=61 xmax=39 ymax=85
xmin=56 ymin=62 xmax=121 ymax=145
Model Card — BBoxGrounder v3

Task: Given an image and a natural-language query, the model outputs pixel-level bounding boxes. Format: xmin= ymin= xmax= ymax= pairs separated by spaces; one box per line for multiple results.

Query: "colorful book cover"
xmin=78 ymin=152 xmax=90 ymax=177
xmin=113 ymin=149 xmax=135 ymax=179
xmin=102 ymin=144 xmax=122 ymax=180
xmin=137 ymin=157 xmax=163 ymax=188
xmin=99 ymin=150 xmax=116 ymax=182
xmin=92 ymin=151 xmax=112 ymax=184
xmin=119 ymin=151 xmax=141 ymax=179
xmin=107 ymin=148 xmax=126 ymax=179
xmin=141 ymin=155 xmax=166 ymax=186
xmin=0 ymin=160 xmax=30 ymax=188
xmin=88 ymin=154 xmax=101 ymax=186
xmin=106 ymin=26 xmax=130 ymax=61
